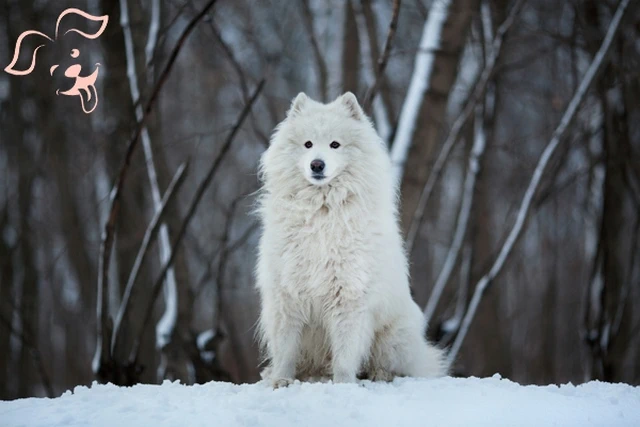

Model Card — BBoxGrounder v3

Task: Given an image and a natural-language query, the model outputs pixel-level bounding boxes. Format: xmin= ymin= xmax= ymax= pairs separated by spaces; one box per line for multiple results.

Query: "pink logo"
xmin=4 ymin=8 xmax=108 ymax=114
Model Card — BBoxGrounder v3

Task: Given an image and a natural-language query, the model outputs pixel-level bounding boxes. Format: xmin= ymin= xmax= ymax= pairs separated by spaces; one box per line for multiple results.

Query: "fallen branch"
xmin=405 ymin=0 xmax=525 ymax=255
xmin=93 ymin=0 xmax=218 ymax=380
xmin=129 ymin=79 xmax=266 ymax=364
xmin=447 ymin=0 xmax=632 ymax=366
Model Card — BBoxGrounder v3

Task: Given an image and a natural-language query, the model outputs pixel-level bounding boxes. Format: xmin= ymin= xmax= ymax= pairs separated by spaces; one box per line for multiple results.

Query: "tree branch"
xmin=206 ymin=21 xmax=270 ymax=147
xmin=120 ymin=0 xmax=183 ymax=360
xmin=301 ymin=0 xmax=329 ymax=101
xmin=362 ymin=0 xmax=401 ymax=111
xmin=129 ymin=79 xmax=266 ymax=364
xmin=110 ymin=161 xmax=189 ymax=359
xmin=405 ymin=0 xmax=525 ymax=255
xmin=423 ymin=101 xmax=487 ymax=325
xmin=352 ymin=0 xmax=392 ymax=140
xmin=0 ymin=311 xmax=53 ymax=397
xmin=93 ymin=0 xmax=218 ymax=380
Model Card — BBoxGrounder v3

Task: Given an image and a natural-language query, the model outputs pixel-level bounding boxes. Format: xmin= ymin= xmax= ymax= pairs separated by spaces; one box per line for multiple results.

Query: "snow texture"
xmin=2 ymin=376 xmax=639 ymax=427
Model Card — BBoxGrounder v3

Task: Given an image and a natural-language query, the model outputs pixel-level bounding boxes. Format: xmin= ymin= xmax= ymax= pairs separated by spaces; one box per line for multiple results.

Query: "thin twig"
xmin=129 ymin=79 xmax=266 ymax=363
xmin=111 ymin=161 xmax=189 ymax=358
xmin=611 ymin=217 xmax=639 ymax=339
xmin=423 ymin=101 xmax=487 ymax=325
xmin=93 ymin=0 xmax=218 ymax=378
xmin=301 ymin=0 xmax=329 ymax=101
xmin=363 ymin=0 xmax=401 ymax=111
xmin=405 ymin=0 xmax=525 ymax=255
xmin=194 ymin=221 xmax=259 ymax=296
xmin=0 ymin=312 xmax=53 ymax=397
xmin=206 ymin=21 xmax=270 ymax=147
xmin=422 ymin=0 xmax=494 ymax=326
xmin=352 ymin=0 xmax=392 ymax=140
xmin=213 ymin=198 xmax=242 ymax=328
xmin=447 ymin=0 xmax=632 ymax=366
xmin=120 ymin=0 xmax=182 ymax=360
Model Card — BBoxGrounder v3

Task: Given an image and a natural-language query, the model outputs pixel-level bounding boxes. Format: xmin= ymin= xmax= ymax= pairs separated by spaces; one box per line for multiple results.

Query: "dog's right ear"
xmin=287 ymin=92 xmax=308 ymax=118
xmin=55 ymin=8 xmax=109 ymax=40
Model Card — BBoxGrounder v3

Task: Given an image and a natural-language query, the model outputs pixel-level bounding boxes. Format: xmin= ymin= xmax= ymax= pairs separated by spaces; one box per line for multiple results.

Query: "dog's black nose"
xmin=310 ymin=159 xmax=325 ymax=173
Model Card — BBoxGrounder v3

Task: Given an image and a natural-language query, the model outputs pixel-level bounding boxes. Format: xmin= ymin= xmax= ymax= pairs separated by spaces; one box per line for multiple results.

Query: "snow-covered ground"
xmin=2 ymin=375 xmax=639 ymax=426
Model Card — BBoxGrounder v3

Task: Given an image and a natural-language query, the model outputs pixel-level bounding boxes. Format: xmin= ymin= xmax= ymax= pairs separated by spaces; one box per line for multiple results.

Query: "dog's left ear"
xmin=55 ymin=8 xmax=109 ymax=40
xmin=339 ymin=92 xmax=364 ymax=121
xmin=287 ymin=92 xmax=308 ymax=118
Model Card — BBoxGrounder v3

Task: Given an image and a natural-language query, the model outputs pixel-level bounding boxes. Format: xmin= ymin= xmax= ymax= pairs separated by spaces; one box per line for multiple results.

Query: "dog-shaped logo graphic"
xmin=4 ymin=8 xmax=108 ymax=114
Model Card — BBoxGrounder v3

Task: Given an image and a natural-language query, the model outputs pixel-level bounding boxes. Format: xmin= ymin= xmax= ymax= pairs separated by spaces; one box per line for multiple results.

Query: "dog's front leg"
xmin=327 ymin=303 xmax=373 ymax=383
xmin=265 ymin=308 xmax=304 ymax=388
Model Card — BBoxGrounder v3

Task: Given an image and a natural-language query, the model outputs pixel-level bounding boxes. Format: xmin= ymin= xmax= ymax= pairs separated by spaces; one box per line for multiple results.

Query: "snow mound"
xmin=2 ymin=376 xmax=639 ymax=426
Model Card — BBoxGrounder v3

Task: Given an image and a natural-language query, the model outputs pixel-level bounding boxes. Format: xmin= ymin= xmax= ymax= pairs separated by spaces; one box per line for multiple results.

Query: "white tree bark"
xmin=423 ymin=101 xmax=487 ymax=325
xmin=119 ymin=0 xmax=178 ymax=351
xmin=423 ymin=0 xmax=496 ymax=327
xmin=405 ymin=0 xmax=524 ymax=254
xmin=447 ymin=0 xmax=632 ymax=366
xmin=144 ymin=0 xmax=160 ymax=85
xmin=389 ymin=0 xmax=452 ymax=183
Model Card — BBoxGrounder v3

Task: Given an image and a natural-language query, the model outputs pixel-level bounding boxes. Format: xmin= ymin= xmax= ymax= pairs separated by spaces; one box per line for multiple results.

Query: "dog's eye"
xmin=304 ymin=141 xmax=313 ymax=149
xmin=330 ymin=141 xmax=340 ymax=149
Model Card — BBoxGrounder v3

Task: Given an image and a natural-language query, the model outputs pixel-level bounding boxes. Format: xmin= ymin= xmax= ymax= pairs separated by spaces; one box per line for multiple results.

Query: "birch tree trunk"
xmin=119 ymin=0 xmax=194 ymax=383
xmin=390 ymin=0 xmax=477 ymax=230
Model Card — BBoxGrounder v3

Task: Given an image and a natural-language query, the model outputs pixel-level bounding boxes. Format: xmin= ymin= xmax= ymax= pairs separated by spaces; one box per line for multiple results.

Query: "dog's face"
xmin=3 ymin=8 xmax=108 ymax=114
xmin=278 ymin=92 xmax=367 ymax=186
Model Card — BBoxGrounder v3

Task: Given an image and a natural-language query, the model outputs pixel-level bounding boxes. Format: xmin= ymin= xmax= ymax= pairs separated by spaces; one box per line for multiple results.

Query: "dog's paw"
xmin=259 ymin=366 xmax=273 ymax=380
xmin=332 ymin=372 xmax=357 ymax=384
xmin=271 ymin=378 xmax=294 ymax=389
xmin=368 ymin=368 xmax=394 ymax=382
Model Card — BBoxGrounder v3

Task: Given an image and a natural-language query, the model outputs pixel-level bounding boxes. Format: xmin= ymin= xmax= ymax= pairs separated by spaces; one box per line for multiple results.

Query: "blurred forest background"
xmin=0 ymin=0 xmax=639 ymax=400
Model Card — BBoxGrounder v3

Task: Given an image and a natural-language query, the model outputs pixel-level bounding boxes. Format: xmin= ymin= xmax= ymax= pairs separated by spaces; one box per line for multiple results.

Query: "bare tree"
xmin=447 ymin=0 xmax=633 ymax=366
xmin=93 ymin=0 xmax=219 ymax=384
xmin=390 ymin=0 xmax=477 ymax=196
xmin=406 ymin=0 xmax=524 ymax=254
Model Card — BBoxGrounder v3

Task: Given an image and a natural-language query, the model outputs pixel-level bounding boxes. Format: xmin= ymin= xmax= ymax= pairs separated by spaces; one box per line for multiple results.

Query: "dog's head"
xmin=265 ymin=92 xmax=382 ymax=188
xmin=4 ymin=8 xmax=108 ymax=114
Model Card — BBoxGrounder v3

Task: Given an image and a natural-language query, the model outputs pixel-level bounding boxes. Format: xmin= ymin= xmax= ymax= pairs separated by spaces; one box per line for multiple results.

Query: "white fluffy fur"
xmin=255 ymin=92 xmax=447 ymax=388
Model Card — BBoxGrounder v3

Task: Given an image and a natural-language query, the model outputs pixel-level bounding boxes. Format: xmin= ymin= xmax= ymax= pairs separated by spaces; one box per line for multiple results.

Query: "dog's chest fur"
xmin=269 ymin=186 xmax=376 ymax=304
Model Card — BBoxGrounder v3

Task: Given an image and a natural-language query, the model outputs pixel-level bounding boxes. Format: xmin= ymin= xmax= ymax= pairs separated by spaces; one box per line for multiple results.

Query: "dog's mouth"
xmin=55 ymin=64 xmax=101 ymax=114
xmin=311 ymin=173 xmax=327 ymax=184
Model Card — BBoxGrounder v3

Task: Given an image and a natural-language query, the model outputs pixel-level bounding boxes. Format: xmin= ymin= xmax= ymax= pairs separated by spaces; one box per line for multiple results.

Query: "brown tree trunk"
xmin=342 ymin=1 xmax=361 ymax=95
xmin=398 ymin=0 xmax=478 ymax=228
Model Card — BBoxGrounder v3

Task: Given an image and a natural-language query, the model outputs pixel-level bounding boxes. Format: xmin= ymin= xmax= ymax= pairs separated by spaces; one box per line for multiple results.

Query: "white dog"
xmin=255 ymin=92 xmax=447 ymax=388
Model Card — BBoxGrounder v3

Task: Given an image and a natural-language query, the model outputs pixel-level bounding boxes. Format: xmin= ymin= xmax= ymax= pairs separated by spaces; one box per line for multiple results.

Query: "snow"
xmin=2 ymin=376 xmax=639 ymax=427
